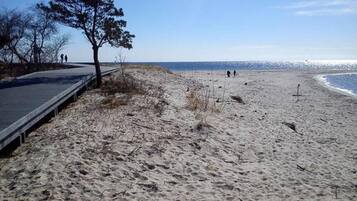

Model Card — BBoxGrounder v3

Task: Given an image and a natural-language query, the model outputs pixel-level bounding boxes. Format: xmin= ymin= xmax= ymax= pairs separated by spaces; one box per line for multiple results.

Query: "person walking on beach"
xmin=60 ymin=54 xmax=64 ymax=63
xmin=65 ymin=55 xmax=68 ymax=63
xmin=227 ymin=70 xmax=231 ymax=78
xmin=233 ymin=70 xmax=237 ymax=77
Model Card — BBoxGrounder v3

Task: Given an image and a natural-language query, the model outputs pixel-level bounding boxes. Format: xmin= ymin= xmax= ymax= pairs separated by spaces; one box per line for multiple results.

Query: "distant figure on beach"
xmin=65 ymin=55 xmax=68 ymax=63
xmin=60 ymin=54 xmax=64 ymax=63
xmin=227 ymin=71 xmax=231 ymax=78
xmin=233 ymin=70 xmax=237 ymax=77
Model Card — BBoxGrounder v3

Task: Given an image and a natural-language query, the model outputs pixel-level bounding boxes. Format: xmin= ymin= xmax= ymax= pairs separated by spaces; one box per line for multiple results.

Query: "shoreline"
xmin=314 ymin=72 xmax=357 ymax=99
xmin=177 ymin=69 xmax=357 ymax=99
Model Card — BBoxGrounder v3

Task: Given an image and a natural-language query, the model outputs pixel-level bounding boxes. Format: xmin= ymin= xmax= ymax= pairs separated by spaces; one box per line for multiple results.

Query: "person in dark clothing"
xmin=65 ymin=55 xmax=68 ymax=63
xmin=233 ymin=70 xmax=237 ymax=77
xmin=60 ymin=54 xmax=64 ymax=63
xmin=227 ymin=70 xmax=231 ymax=78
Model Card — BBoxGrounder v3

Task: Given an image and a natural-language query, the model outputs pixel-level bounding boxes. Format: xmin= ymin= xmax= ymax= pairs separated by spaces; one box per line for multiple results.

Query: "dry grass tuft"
xmin=186 ymin=88 xmax=220 ymax=113
xmin=186 ymin=85 xmax=221 ymax=135
xmin=101 ymin=73 xmax=144 ymax=96
xmin=99 ymin=72 xmax=145 ymax=109
xmin=186 ymin=90 xmax=205 ymax=111
xmin=100 ymin=68 xmax=168 ymax=113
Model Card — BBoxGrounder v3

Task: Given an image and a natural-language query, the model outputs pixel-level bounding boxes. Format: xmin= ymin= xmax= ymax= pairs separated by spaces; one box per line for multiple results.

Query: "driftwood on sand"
xmin=230 ymin=95 xmax=245 ymax=104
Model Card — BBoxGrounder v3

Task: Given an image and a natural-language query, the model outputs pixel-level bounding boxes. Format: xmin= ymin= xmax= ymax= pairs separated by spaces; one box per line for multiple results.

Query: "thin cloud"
xmin=285 ymin=0 xmax=354 ymax=9
xmin=230 ymin=45 xmax=357 ymax=52
xmin=280 ymin=0 xmax=357 ymax=16
xmin=295 ymin=7 xmax=355 ymax=15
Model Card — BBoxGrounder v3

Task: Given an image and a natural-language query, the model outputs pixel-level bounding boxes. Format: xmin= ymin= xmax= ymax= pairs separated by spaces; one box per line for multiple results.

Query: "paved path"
xmin=0 ymin=64 xmax=118 ymax=150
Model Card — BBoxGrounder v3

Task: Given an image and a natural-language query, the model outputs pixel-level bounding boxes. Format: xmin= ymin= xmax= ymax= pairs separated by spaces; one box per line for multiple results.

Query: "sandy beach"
xmin=0 ymin=66 xmax=356 ymax=200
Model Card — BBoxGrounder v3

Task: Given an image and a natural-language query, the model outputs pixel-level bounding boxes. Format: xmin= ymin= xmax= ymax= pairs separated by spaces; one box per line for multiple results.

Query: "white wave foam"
xmin=315 ymin=73 xmax=357 ymax=98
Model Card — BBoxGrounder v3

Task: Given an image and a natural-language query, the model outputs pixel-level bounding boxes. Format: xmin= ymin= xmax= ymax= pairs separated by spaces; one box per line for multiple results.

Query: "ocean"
xmin=131 ymin=60 xmax=357 ymax=71
xmin=129 ymin=60 xmax=357 ymax=97
xmin=317 ymin=73 xmax=357 ymax=97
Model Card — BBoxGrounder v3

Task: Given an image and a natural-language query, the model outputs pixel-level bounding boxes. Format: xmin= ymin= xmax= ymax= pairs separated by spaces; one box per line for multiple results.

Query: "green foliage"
xmin=38 ymin=0 xmax=134 ymax=49
xmin=38 ymin=0 xmax=135 ymax=86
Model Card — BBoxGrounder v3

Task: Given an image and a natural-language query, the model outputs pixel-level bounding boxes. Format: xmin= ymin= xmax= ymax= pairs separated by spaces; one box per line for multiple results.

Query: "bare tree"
xmin=28 ymin=7 xmax=58 ymax=63
xmin=0 ymin=15 xmax=10 ymax=50
xmin=42 ymin=34 xmax=70 ymax=63
xmin=0 ymin=9 xmax=31 ymax=64
xmin=0 ymin=8 xmax=69 ymax=65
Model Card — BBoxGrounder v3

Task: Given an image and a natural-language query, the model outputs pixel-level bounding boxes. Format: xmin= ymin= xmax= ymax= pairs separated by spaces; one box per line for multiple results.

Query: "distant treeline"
xmin=0 ymin=7 xmax=69 ymax=65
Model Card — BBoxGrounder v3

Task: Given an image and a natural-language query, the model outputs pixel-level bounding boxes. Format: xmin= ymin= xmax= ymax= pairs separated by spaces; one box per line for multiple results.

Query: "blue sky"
xmin=2 ymin=0 xmax=357 ymax=62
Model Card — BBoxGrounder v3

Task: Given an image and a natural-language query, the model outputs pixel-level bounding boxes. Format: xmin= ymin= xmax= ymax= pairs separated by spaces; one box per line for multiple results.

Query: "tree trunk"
xmin=8 ymin=45 xmax=29 ymax=64
xmin=93 ymin=46 xmax=102 ymax=87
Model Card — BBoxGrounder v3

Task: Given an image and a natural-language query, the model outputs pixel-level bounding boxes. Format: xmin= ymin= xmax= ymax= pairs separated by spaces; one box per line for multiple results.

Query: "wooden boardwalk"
xmin=0 ymin=64 xmax=118 ymax=150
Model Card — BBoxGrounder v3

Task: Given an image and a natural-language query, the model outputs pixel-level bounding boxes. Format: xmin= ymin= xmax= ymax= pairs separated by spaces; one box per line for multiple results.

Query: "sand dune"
xmin=0 ymin=67 xmax=356 ymax=200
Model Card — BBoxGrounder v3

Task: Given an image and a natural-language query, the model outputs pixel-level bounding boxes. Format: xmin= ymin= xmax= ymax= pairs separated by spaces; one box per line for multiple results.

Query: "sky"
xmin=2 ymin=0 xmax=357 ymax=62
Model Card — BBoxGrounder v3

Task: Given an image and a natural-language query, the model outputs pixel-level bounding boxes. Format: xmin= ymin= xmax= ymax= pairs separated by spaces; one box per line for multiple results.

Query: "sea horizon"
xmin=124 ymin=60 xmax=357 ymax=71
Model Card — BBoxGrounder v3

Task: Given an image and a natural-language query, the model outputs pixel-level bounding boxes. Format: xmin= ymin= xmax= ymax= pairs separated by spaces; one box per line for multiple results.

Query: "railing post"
xmin=54 ymin=108 xmax=58 ymax=116
xmin=21 ymin=132 xmax=26 ymax=144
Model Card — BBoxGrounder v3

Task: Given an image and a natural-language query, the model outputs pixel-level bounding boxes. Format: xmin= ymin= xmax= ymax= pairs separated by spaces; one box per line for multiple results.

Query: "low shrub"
xmin=100 ymin=95 xmax=130 ymax=109
xmin=101 ymin=73 xmax=144 ymax=96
